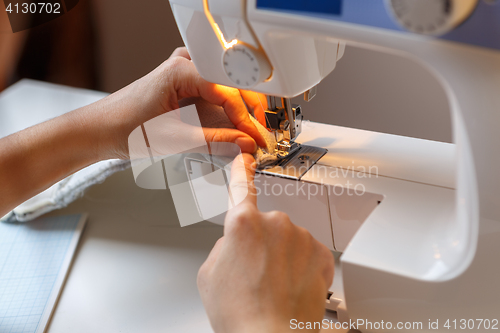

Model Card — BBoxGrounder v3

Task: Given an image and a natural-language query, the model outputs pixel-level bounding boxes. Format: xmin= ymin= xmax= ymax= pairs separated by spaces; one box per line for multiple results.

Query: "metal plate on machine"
xmin=258 ymin=145 xmax=327 ymax=180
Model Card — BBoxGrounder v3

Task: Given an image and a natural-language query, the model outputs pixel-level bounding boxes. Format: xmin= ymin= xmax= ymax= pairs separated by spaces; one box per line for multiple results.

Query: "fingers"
xmin=203 ymin=128 xmax=257 ymax=154
xmin=228 ymin=153 xmax=257 ymax=208
xmin=169 ymin=58 xmax=267 ymax=148
xmin=212 ymin=85 xmax=267 ymax=148
xmin=239 ymin=90 xmax=268 ymax=128
xmin=169 ymin=46 xmax=191 ymax=60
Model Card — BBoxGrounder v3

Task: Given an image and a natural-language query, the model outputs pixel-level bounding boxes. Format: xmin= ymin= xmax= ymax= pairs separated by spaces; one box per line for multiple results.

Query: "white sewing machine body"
xmin=168 ymin=0 xmax=500 ymax=329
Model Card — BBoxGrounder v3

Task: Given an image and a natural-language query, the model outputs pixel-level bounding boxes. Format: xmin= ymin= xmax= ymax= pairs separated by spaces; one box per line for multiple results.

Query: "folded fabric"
xmin=1 ymin=159 xmax=131 ymax=223
xmin=182 ymin=97 xmax=278 ymax=167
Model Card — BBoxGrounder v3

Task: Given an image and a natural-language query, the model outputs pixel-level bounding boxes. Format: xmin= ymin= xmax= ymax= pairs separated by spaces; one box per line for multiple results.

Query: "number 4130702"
xmin=444 ymin=319 xmax=499 ymax=330
xmin=5 ymin=2 xmax=62 ymax=14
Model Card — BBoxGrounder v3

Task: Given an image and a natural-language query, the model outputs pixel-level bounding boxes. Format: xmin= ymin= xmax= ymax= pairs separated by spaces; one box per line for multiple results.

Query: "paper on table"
xmin=0 ymin=214 xmax=87 ymax=333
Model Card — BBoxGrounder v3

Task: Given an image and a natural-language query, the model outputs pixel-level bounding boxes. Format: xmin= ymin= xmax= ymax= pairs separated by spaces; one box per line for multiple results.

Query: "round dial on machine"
xmin=222 ymin=44 xmax=272 ymax=89
xmin=387 ymin=0 xmax=478 ymax=36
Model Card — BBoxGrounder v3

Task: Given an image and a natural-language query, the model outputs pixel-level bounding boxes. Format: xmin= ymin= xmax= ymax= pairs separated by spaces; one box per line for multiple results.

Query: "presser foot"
xmin=275 ymin=139 xmax=300 ymax=159
xmin=259 ymin=145 xmax=327 ymax=180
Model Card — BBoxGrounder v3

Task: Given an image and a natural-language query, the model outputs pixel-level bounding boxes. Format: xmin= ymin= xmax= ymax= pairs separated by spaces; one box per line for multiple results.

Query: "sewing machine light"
xmin=202 ymin=0 xmax=272 ymax=88
xmin=202 ymin=0 xmax=237 ymax=49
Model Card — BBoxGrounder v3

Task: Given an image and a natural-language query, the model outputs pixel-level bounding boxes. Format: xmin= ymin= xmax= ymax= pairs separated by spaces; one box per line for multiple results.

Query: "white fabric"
xmin=249 ymin=117 xmax=279 ymax=167
xmin=1 ymin=160 xmax=130 ymax=223
xmin=181 ymin=97 xmax=278 ymax=167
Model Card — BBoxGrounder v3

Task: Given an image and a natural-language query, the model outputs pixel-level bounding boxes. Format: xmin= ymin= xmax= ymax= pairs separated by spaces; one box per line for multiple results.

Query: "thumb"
xmin=228 ymin=153 xmax=257 ymax=209
xmin=203 ymin=127 xmax=257 ymax=154
xmin=169 ymin=46 xmax=191 ymax=60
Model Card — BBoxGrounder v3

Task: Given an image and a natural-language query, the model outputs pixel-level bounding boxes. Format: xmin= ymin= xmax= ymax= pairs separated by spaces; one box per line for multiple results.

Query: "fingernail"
xmin=235 ymin=137 xmax=257 ymax=154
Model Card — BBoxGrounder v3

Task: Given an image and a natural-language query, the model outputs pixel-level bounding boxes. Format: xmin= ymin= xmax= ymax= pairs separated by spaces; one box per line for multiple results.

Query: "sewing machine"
xmin=165 ymin=0 xmax=500 ymax=330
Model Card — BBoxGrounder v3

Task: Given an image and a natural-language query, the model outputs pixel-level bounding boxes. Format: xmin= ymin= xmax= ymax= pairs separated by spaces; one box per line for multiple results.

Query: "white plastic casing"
xmin=169 ymin=0 xmax=343 ymax=97
xmin=170 ymin=0 xmax=500 ymax=329
xmin=242 ymin=0 xmax=500 ymax=329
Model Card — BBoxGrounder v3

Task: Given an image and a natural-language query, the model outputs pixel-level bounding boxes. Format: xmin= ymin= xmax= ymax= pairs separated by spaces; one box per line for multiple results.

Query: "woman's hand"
xmin=198 ymin=154 xmax=335 ymax=333
xmin=90 ymin=47 xmax=267 ymax=160
xmin=0 ymin=47 xmax=267 ymax=217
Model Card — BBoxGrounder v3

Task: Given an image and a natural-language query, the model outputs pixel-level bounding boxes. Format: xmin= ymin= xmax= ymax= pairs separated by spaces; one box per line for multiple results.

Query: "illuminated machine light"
xmin=203 ymin=0 xmax=239 ymax=50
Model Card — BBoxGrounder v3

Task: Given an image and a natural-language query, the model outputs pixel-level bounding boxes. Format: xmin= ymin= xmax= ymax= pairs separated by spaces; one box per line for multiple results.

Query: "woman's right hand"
xmin=197 ymin=154 xmax=335 ymax=333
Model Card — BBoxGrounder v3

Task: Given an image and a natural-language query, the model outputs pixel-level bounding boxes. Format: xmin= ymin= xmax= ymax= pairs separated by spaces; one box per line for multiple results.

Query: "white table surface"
xmin=0 ymin=80 xmax=350 ymax=333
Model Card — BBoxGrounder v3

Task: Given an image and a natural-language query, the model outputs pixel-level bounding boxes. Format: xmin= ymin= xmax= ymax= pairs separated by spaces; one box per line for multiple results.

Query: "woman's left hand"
xmin=90 ymin=47 xmax=267 ymax=160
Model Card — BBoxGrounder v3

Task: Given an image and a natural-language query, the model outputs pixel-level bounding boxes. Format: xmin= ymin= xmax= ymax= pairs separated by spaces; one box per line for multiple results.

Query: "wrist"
xmin=75 ymin=91 xmax=136 ymax=161
xmin=85 ymin=71 xmax=176 ymax=161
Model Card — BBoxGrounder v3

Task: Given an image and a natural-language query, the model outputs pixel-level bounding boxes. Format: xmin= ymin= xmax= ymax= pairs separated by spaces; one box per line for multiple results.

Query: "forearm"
xmin=0 ymin=104 xmax=106 ymax=217
xmin=0 ymin=72 xmax=165 ymax=217
xmin=0 ymin=53 xmax=266 ymax=218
